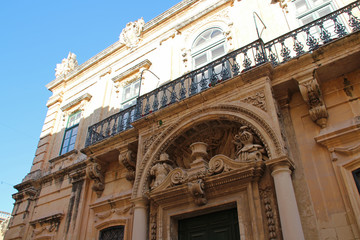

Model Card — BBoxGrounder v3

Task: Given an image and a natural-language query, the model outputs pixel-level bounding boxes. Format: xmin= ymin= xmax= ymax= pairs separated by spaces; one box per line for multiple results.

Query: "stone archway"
xmin=130 ymin=103 xmax=293 ymax=240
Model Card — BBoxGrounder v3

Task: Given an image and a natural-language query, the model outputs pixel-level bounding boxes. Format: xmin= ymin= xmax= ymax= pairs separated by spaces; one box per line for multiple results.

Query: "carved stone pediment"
xmin=150 ymin=154 xmax=265 ymax=206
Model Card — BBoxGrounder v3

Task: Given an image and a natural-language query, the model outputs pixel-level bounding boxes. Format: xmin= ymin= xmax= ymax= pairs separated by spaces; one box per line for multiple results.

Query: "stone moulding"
xmin=30 ymin=213 xmax=64 ymax=234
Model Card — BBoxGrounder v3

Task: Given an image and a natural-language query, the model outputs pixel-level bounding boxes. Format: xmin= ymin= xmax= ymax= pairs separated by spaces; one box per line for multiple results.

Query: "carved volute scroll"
xmin=86 ymin=159 xmax=106 ymax=197
xmin=298 ymin=75 xmax=328 ymax=128
xmin=119 ymin=150 xmax=137 ymax=182
xmin=119 ymin=18 xmax=145 ymax=49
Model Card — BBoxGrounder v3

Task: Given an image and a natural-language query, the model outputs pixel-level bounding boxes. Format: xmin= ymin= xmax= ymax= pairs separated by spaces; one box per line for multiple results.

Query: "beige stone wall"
xmin=5 ymin=0 xmax=360 ymax=239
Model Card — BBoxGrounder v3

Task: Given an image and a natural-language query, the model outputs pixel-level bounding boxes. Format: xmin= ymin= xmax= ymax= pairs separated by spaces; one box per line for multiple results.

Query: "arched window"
xmin=192 ymin=28 xmax=226 ymax=68
xmin=99 ymin=226 xmax=124 ymax=240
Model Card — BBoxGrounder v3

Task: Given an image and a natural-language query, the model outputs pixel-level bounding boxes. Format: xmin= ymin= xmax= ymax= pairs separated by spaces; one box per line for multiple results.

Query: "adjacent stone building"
xmin=5 ymin=0 xmax=360 ymax=239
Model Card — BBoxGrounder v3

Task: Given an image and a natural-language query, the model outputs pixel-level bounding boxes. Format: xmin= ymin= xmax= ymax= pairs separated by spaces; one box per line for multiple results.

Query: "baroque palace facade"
xmin=5 ymin=0 xmax=360 ymax=239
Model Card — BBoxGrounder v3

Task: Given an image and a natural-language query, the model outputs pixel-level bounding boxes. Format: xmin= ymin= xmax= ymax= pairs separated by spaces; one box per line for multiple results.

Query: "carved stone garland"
xmin=259 ymin=187 xmax=277 ymax=240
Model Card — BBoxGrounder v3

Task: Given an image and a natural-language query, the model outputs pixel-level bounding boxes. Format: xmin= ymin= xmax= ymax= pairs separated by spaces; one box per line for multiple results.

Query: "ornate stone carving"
xmin=241 ymin=91 xmax=267 ymax=111
xmin=86 ymin=160 xmax=106 ymax=197
xmin=30 ymin=213 xmax=63 ymax=235
xmin=119 ymin=18 xmax=145 ymax=49
xmin=233 ymin=126 xmax=266 ymax=162
xmin=150 ymin=153 xmax=174 ymax=189
xmin=134 ymin=104 xmax=283 ymax=198
xmin=299 ymin=77 xmax=328 ymax=128
xmin=94 ymin=205 xmax=132 ymax=223
xmin=188 ymin=179 xmax=207 ymax=206
xmin=55 ymin=52 xmax=78 ymax=78
xmin=260 ymin=187 xmax=277 ymax=240
xmin=149 ymin=201 xmax=159 ymax=240
xmin=143 ymin=132 xmax=161 ymax=155
xmin=119 ymin=150 xmax=137 ymax=182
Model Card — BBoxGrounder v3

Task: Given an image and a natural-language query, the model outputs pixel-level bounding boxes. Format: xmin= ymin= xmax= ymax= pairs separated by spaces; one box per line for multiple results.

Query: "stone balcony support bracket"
xmin=297 ymin=72 xmax=328 ymax=128
xmin=86 ymin=158 xmax=106 ymax=197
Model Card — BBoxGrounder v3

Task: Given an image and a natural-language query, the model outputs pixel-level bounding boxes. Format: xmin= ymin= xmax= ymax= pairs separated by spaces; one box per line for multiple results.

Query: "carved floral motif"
xmin=259 ymin=187 xmax=277 ymax=240
xmin=241 ymin=91 xmax=267 ymax=111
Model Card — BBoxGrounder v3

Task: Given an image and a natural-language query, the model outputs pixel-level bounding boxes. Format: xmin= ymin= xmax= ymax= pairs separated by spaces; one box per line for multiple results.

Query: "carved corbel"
xmin=298 ymin=75 xmax=328 ymax=128
xmin=86 ymin=159 xmax=106 ymax=197
xmin=188 ymin=179 xmax=207 ymax=206
xmin=119 ymin=150 xmax=137 ymax=182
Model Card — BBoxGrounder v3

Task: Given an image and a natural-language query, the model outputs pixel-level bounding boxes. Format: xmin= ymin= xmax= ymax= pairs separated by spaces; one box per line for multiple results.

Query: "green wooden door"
xmin=178 ymin=208 xmax=240 ymax=240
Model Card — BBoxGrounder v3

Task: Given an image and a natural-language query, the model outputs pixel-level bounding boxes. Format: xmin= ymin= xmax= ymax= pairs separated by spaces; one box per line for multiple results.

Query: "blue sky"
xmin=0 ymin=0 xmax=180 ymax=214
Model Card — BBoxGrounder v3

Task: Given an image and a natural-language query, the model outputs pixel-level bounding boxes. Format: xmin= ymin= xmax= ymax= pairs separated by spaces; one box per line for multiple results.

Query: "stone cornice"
xmin=60 ymin=93 xmax=92 ymax=111
xmin=112 ymin=59 xmax=152 ymax=83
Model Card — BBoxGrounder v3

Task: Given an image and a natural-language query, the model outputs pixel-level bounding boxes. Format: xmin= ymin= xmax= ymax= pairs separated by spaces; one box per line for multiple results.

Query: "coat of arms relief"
xmin=119 ymin=18 xmax=145 ymax=49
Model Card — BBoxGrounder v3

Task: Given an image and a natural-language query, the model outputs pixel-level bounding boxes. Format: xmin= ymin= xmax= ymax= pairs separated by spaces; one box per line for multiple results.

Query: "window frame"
xmin=191 ymin=27 xmax=227 ymax=69
xmin=99 ymin=225 xmax=125 ymax=240
xmin=60 ymin=111 xmax=81 ymax=155
xmin=293 ymin=0 xmax=335 ymax=25
xmin=121 ymin=79 xmax=140 ymax=110
xmin=353 ymin=168 xmax=360 ymax=195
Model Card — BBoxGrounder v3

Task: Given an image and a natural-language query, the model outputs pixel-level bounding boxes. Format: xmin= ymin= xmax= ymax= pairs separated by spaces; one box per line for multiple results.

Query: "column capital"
xmin=131 ymin=197 xmax=149 ymax=208
xmin=266 ymin=155 xmax=295 ymax=173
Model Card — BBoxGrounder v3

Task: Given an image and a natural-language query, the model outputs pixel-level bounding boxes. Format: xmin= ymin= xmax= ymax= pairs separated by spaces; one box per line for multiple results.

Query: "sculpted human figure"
xmin=150 ymin=153 xmax=174 ymax=189
xmin=234 ymin=126 xmax=265 ymax=162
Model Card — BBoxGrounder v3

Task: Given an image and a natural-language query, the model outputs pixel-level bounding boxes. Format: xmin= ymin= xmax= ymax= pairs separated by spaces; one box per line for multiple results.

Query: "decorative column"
xmin=266 ymin=156 xmax=305 ymax=240
xmin=131 ymin=197 xmax=149 ymax=240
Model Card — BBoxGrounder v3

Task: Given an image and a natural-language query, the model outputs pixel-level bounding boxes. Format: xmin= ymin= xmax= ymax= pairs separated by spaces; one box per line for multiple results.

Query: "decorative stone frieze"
xmin=298 ymin=75 xmax=328 ymax=128
xmin=55 ymin=52 xmax=78 ymax=78
xmin=119 ymin=18 xmax=145 ymax=49
xmin=86 ymin=159 xmax=106 ymax=197
xmin=30 ymin=213 xmax=63 ymax=235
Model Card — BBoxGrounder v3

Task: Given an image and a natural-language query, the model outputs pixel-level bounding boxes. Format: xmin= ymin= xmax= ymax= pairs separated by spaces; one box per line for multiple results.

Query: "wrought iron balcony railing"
xmin=85 ymin=1 xmax=360 ymax=147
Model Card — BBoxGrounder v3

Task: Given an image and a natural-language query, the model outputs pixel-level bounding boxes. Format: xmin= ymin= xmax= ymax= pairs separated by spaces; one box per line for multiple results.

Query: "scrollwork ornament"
xmin=86 ymin=160 xmax=105 ymax=197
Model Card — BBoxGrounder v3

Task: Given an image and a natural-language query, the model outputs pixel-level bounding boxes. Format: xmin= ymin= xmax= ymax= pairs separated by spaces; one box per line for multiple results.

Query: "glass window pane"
xmin=295 ymin=0 xmax=310 ymax=14
xmin=211 ymin=44 xmax=225 ymax=60
xmin=211 ymin=29 xmax=222 ymax=38
xmin=194 ymin=53 xmax=208 ymax=68
xmin=300 ymin=14 xmax=315 ymax=25
xmin=318 ymin=6 xmax=332 ymax=17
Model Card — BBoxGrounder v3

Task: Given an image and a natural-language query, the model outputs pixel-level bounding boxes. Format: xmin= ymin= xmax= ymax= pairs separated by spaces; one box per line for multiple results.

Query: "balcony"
xmin=85 ymin=1 xmax=360 ymax=147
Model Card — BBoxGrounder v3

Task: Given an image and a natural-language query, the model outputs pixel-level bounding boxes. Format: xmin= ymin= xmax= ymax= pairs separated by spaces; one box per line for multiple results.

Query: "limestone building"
xmin=5 ymin=0 xmax=360 ymax=239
